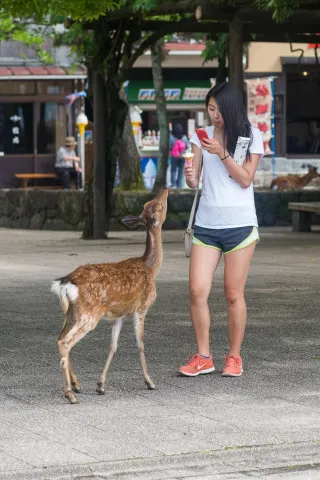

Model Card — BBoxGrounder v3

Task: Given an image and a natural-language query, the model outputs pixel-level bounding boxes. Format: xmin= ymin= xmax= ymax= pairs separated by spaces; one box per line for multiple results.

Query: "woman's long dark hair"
xmin=205 ymin=82 xmax=252 ymax=159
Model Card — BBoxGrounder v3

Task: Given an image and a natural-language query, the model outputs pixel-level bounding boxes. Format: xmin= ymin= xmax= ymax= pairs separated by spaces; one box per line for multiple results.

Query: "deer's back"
xmin=61 ymin=258 xmax=156 ymax=318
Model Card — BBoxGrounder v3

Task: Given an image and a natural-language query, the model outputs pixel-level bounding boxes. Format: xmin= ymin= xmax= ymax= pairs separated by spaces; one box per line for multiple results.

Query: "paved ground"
xmin=0 ymin=227 xmax=319 ymax=479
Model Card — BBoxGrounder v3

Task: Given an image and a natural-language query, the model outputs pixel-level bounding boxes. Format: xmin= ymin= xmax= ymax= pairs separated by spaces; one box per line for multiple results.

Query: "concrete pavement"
xmin=0 ymin=227 xmax=319 ymax=479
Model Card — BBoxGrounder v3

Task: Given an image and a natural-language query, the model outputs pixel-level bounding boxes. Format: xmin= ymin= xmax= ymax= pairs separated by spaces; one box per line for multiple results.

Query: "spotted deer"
xmin=270 ymin=164 xmax=319 ymax=190
xmin=51 ymin=188 xmax=168 ymax=404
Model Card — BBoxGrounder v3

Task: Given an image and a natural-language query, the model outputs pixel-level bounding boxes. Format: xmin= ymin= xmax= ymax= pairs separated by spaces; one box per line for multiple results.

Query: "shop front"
xmin=0 ymin=66 xmax=86 ymax=188
xmin=127 ymin=79 xmax=213 ymax=188
xmin=127 ymin=79 xmax=213 ymax=136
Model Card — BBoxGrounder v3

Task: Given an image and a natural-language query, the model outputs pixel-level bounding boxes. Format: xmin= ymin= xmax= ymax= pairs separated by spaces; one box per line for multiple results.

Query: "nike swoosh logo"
xmin=197 ymin=363 xmax=208 ymax=370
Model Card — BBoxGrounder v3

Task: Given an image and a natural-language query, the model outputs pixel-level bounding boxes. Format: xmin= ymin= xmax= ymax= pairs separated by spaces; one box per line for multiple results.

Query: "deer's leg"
xmin=57 ymin=321 xmax=95 ymax=404
xmin=133 ymin=311 xmax=155 ymax=390
xmin=96 ymin=318 xmax=124 ymax=395
xmin=69 ymin=356 xmax=81 ymax=393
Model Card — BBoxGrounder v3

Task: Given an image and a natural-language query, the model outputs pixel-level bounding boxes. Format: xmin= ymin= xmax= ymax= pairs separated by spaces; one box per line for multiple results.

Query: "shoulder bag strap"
xmin=186 ymin=155 xmax=203 ymax=232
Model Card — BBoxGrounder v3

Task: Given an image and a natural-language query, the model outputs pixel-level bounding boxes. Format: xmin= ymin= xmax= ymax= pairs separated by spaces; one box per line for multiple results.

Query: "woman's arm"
xmin=184 ymin=142 xmax=202 ymax=189
xmin=200 ymin=138 xmax=261 ymax=189
xmin=222 ymin=153 xmax=261 ymax=188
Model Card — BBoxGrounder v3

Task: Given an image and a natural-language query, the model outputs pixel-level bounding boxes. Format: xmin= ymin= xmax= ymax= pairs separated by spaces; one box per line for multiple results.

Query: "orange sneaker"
xmin=178 ymin=354 xmax=215 ymax=377
xmin=221 ymin=355 xmax=243 ymax=377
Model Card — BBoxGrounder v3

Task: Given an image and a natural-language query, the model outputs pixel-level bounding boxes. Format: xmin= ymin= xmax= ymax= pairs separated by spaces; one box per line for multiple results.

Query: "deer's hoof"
xmin=65 ymin=391 xmax=79 ymax=404
xmin=146 ymin=381 xmax=155 ymax=390
xmin=96 ymin=382 xmax=105 ymax=395
xmin=71 ymin=382 xmax=81 ymax=393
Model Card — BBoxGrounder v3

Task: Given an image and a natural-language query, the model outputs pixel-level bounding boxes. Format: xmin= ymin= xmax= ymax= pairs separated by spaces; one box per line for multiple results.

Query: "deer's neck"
xmin=143 ymin=227 xmax=163 ymax=272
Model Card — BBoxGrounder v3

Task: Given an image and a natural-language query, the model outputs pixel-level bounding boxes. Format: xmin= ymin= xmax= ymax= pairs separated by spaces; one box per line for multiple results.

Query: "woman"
xmin=179 ymin=82 xmax=264 ymax=377
xmin=55 ymin=136 xmax=82 ymax=190
xmin=170 ymin=124 xmax=189 ymax=188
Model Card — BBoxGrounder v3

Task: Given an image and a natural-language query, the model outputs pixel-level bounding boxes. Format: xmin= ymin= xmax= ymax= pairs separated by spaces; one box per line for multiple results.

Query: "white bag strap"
xmin=186 ymin=156 xmax=203 ymax=232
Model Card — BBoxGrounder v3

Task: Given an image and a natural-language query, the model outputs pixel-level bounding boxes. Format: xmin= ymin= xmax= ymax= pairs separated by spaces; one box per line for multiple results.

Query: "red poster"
xmin=246 ymin=78 xmax=273 ymax=155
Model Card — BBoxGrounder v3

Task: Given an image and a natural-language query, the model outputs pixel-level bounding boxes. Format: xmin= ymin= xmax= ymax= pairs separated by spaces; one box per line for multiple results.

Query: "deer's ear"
xmin=121 ymin=215 xmax=145 ymax=230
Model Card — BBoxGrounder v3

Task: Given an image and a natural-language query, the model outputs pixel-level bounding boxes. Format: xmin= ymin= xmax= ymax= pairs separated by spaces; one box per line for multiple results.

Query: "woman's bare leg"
xmin=224 ymin=243 xmax=256 ymax=357
xmin=189 ymin=245 xmax=222 ymax=356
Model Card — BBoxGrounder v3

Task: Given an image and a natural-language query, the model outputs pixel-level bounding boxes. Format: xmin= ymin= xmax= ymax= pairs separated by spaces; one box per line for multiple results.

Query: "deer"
xmin=270 ymin=164 xmax=319 ymax=190
xmin=51 ymin=188 xmax=168 ymax=404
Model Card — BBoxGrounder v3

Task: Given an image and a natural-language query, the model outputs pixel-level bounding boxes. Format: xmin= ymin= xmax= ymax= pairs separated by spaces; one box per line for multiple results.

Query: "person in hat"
xmin=55 ymin=136 xmax=82 ymax=190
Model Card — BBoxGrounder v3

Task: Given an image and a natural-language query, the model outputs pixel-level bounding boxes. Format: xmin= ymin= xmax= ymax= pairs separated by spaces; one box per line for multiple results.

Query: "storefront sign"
xmin=183 ymin=87 xmax=210 ymax=101
xmin=246 ymin=78 xmax=274 ymax=155
xmin=138 ymin=88 xmax=181 ymax=101
xmin=135 ymin=84 xmax=212 ymax=103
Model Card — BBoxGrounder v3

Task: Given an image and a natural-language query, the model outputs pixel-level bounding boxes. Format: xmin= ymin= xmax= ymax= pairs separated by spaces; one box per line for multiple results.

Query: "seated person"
xmin=55 ymin=136 xmax=82 ymax=190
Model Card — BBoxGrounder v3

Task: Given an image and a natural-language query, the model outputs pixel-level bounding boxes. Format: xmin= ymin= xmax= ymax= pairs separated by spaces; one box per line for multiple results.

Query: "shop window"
xmin=0 ymin=103 xmax=33 ymax=154
xmin=37 ymin=81 xmax=73 ymax=95
xmin=0 ymin=81 xmax=36 ymax=95
xmin=274 ymin=95 xmax=284 ymax=117
xmin=37 ymin=102 xmax=66 ymax=154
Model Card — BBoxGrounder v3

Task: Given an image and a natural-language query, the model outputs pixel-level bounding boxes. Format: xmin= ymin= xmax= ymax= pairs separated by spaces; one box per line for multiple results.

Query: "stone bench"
xmin=15 ymin=173 xmax=58 ymax=189
xmin=288 ymin=202 xmax=320 ymax=232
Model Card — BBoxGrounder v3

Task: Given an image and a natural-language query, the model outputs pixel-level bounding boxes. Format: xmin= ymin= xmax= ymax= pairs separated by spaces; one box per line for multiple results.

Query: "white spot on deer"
xmin=51 ymin=281 xmax=78 ymax=303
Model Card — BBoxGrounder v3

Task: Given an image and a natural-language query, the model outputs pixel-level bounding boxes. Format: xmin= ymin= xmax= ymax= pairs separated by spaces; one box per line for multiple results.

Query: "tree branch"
xmin=105 ymin=19 xmax=126 ymax=66
xmin=119 ymin=28 xmax=172 ymax=81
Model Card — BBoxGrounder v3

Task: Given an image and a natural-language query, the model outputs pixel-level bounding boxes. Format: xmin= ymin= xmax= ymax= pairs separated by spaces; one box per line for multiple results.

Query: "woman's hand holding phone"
xmin=196 ymin=129 xmax=224 ymax=157
xmin=201 ymin=138 xmax=224 ymax=157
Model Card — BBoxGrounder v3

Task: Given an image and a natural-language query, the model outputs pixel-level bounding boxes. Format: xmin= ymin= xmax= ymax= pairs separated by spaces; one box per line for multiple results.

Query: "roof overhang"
xmin=0 ymin=65 xmax=87 ymax=80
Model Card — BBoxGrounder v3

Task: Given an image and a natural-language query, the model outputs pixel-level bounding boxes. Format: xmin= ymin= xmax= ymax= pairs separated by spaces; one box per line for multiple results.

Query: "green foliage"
xmin=0 ymin=11 xmax=54 ymax=63
xmin=1 ymin=0 xmax=118 ymax=20
xmin=130 ymin=0 xmax=160 ymax=11
xmin=201 ymin=33 xmax=228 ymax=64
xmin=255 ymin=0 xmax=300 ymax=22
xmin=2 ymin=0 xmax=302 ymax=24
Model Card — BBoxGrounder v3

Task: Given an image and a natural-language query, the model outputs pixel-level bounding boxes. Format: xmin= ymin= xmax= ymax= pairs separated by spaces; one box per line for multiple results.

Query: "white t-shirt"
xmin=190 ymin=125 xmax=264 ymax=229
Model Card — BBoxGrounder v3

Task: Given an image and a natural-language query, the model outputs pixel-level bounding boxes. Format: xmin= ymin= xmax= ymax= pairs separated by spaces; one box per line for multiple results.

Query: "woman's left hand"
xmin=200 ymin=138 xmax=224 ymax=157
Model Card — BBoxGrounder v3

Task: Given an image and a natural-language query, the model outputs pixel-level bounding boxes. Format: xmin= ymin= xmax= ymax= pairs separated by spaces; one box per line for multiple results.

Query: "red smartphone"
xmin=195 ymin=128 xmax=209 ymax=142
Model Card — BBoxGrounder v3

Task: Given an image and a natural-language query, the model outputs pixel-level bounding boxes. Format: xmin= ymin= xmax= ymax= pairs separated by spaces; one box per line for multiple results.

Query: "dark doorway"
xmin=286 ymin=71 xmax=320 ymax=154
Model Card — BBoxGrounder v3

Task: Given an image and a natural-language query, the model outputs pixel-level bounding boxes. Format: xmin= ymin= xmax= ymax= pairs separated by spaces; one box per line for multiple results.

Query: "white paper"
xmin=233 ymin=136 xmax=250 ymax=166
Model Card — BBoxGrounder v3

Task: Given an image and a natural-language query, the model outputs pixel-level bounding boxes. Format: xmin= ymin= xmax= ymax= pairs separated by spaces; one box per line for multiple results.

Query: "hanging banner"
xmin=245 ymin=78 xmax=274 ymax=155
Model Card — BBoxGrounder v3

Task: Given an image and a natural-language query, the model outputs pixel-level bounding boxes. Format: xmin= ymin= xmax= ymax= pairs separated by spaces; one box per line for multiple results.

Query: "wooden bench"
xmin=15 ymin=173 xmax=58 ymax=189
xmin=288 ymin=202 xmax=320 ymax=232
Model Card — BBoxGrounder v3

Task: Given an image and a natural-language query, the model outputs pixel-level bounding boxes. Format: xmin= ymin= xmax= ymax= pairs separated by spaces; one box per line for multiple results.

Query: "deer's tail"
xmin=51 ymin=280 xmax=79 ymax=314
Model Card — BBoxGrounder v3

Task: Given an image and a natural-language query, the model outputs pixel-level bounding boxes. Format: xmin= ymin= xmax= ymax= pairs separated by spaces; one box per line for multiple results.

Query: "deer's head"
xmin=302 ymin=164 xmax=318 ymax=173
xmin=122 ymin=188 xmax=168 ymax=230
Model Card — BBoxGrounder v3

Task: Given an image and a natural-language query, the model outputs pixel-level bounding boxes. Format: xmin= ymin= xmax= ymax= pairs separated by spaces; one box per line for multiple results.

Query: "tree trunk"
xmin=217 ymin=55 xmax=227 ymax=84
xmin=82 ymin=75 xmax=127 ymax=239
xmin=151 ymin=41 xmax=169 ymax=192
xmin=105 ymin=81 xmax=128 ymax=234
xmin=92 ymin=72 xmax=108 ymax=239
xmin=81 ymin=66 xmax=94 ymax=239
xmin=118 ymin=91 xmax=144 ymax=190
xmin=229 ymin=16 xmax=244 ymax=96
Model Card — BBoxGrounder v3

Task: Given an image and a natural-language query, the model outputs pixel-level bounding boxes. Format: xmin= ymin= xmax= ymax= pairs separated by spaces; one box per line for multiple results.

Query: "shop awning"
xmin=0 ymin=65 xmax=87 ymax=80
xmin=127 ymin=80 xmax=213 ymax=104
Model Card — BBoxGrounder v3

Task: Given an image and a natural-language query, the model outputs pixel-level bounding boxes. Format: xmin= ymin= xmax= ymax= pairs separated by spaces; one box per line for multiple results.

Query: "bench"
xmin=288 ymin=202 xmax=320 ymax=232
xmin=15 ymin=173 xmax=58 ymax=189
